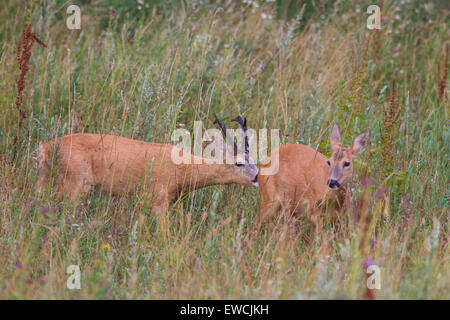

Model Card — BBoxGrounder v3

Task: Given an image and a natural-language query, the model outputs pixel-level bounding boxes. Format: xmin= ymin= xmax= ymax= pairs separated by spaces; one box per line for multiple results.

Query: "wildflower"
xmin=41 ymin=206 xmax=49 ymax=214
xmin=373 ymin=186 xmax=388 ymax=199
xmin=364 ymin=257 xmax=374 ymax=270
xmin=102 ymin=244 xmax=111 ymax=249
xmin=261 ymin=13 xmax=272 ymax=20
xmin=47 ymin=5 xmax=53 ymax=10
xmin=360 ymin=177 xmax=376 ymax=187
xmin=16 ymin=263 xmax=23 ymax=269
xmin=112 ymin=9 xmax=117 ymax=15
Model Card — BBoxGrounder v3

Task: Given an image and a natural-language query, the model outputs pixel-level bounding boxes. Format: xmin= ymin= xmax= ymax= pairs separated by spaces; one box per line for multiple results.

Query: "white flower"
xmin=244 ymin=0 xmax=259 ymax=7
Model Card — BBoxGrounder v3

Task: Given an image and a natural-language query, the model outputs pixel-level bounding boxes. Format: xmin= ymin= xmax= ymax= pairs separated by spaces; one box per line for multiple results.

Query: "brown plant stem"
xmin=12 ymin=24 xmax=46 ymax=161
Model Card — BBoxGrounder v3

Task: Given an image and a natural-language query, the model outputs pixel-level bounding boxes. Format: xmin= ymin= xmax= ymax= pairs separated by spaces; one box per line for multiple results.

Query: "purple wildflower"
xmin=112 ymin=9 xmax=117 ymax=15
xmin=373 ymin=186 xmax=388 ymax=199
xmin=361 ymin=177 xmax=376 ymax=187
xmin=16 ymin=263 xmax=23 ymax=269
xmin=364 ymin=256 xmax=374 ymax=270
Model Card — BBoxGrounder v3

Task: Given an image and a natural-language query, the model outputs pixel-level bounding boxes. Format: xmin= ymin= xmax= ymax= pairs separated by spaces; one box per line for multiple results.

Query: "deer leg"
xmin=152 ymin=202 xmax=169 ymax=215
xmin=37 ymin=167 xmax=51 ymax=198
xmin=55 ymin=163 xmax=94 ymax=202
xmin=259 ymin=198 xmax=281 ymax=224
xmin=56 ymin=175 xmax=91 ymax=202
xmin=150 ymin=185 xmax=174 ymax=215
xmin=151 ymin=192 xmax=172 ymax=215
xmin=307 ymin=206 xmax=323 ymax=235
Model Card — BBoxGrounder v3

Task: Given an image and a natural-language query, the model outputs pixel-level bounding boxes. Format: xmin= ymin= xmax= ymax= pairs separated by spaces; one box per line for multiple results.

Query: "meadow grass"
xmin=0 ymin=0 xmax=448 ymax=299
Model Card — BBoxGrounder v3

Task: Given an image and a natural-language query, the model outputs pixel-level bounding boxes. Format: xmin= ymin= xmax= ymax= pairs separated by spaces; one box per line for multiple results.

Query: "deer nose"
xmin=252 ymin=174 xmax=258 ymax=183
xmin=328 ymin=179 xmax=340 ymax=189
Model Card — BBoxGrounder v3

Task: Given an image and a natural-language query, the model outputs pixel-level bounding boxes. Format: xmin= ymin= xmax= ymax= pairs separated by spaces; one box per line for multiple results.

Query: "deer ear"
xmin=350 ymin=129 xmax=371 ymax=155
xmin=330 ymin=123 xmax=341 ymax=150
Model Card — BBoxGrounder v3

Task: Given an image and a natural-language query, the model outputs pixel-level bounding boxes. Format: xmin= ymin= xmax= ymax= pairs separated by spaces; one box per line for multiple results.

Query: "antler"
xmin=231 ymin=115 xmax=249 ymax=153
xmin=213 ymin=113 xmax=238 ymax=155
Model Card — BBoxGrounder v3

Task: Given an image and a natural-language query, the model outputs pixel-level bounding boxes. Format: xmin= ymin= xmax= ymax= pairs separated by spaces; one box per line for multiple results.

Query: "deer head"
xmin=326 ymin=123 xmax=371 ymax=190
xmin=213 ymin=114 xmax=259 ymax=187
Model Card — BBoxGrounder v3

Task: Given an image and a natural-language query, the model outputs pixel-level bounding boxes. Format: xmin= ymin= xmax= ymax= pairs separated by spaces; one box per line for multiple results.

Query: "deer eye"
xmin=235 ymin=163 xmax=244 ymax=167
xmin=326 ymin=161 xmax=331 ymax=167
xmin=343 ymin=162 xmax=350 ymax=167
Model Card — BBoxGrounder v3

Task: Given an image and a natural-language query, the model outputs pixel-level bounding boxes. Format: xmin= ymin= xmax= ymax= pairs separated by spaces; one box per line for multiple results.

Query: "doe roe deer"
xmin=258 ymin=123 xmax=370 ymax=232
xmin=37 ymin=115 xmax=258 ymax=215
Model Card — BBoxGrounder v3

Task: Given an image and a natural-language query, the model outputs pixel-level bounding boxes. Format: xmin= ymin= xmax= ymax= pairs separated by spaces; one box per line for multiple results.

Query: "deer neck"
xmin=177 ymin=162 xmax=232 ymax=192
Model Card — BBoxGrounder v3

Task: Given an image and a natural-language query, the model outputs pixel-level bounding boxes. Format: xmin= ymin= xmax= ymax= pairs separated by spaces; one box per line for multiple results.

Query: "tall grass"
xmin=0 ymin=0 xmax=448 ymax=299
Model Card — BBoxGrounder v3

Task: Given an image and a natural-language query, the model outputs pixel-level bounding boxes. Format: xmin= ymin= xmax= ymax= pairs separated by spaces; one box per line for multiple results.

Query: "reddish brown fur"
xmin=38 ymin=133 xmax=256 ymax=214
xmin=258 ymin=125 xmax=370 ymax=232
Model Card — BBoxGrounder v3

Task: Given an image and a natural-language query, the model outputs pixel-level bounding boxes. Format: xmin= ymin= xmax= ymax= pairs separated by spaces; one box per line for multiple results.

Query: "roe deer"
xmin=258 ymin=124 xmax=370 ymax=232
xmin=37 ymin=114 xmax=258 ymax=215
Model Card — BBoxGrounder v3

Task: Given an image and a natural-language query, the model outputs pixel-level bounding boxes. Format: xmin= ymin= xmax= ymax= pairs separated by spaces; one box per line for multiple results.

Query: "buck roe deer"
xmin=258 ymin=124 xmax=370 ymax=232
xmin=37 ymin=115 xmax=258 ymax=215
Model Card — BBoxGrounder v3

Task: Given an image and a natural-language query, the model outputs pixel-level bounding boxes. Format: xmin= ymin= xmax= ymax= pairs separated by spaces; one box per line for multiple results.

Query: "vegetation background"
xmin=0 ymin=0 xmax=448 ymax=299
